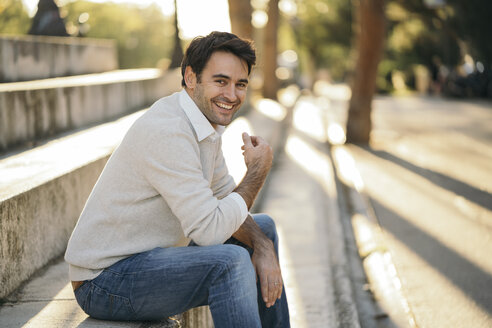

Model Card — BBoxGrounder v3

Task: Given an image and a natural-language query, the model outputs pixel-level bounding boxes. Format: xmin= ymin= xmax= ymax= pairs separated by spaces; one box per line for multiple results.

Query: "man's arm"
xmin=233 ymin=132 xmax=272 ymax=208
xmin=232 ymin=133 xmax=283 ymax=308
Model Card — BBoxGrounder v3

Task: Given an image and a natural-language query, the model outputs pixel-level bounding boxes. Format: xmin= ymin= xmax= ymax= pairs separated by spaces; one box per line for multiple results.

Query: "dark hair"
xmin=181 ymin=31 xmax=256 ymax=87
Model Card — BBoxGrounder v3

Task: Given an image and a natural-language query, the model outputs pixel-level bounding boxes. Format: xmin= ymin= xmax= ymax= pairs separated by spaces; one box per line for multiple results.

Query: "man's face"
xmin=185 ymin=51 xmax=249 ymax=128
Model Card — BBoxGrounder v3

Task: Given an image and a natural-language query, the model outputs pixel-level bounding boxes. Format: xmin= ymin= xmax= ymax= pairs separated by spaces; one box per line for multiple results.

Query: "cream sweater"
xmin=65 ymin=90 xmax=248 ymax=281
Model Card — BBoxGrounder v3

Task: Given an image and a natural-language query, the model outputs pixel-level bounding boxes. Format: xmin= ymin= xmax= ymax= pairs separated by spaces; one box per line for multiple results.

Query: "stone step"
xmin=0 ymin=68 xmax=181 ymax=153
xmin=0 ymin=257 xmax=212 ymax=328
xmin=0 ymin=109 xmax=147 ymax=300
xmin=0 ymin=35 xmax=117 ymax=83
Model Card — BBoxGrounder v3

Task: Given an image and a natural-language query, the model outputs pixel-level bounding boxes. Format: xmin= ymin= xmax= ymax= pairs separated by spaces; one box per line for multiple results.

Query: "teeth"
xmin=215 ymin=102 xmax=233 ymax=110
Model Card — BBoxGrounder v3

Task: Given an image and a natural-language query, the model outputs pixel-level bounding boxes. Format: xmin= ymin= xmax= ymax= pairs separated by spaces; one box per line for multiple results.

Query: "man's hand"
xmin=234 ymin=133 xmax=273 ymax=209
xmin=232 ymin=216 xmax=283 ymax=308
xmin=241 ymin=132 xmax=273 ymax=173
xmin=252 ymin=241 xmax=283 ymax=308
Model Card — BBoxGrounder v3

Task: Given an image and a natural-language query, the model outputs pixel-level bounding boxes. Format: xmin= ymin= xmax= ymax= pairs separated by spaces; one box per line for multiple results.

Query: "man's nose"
xmin=223 ymin=84 xmax=238 ymax=102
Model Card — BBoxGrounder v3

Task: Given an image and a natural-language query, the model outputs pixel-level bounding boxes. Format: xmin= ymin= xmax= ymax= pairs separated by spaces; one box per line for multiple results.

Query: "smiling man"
xmin=65 ymin=32 xmax=290 ymax=327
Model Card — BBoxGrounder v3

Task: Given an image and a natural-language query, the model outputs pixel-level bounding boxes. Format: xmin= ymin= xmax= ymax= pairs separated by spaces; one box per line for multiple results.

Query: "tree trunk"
xmin=228 ymin=0 xmax=253 ymax=39
xmin=346 ymin=0 xmax=385 ymax=144
xmin=262 ymin=0 xmax=280 ymax=100
xmin=169 ymin=0 xmax=183 ymax=68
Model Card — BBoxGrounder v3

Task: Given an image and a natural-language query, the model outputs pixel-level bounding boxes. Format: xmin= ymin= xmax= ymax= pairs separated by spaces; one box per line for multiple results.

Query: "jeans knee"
xmin=255 ymin=214 xmax=278 ymax=243
xmin=217 ymin=245 xmax=255 ymax=281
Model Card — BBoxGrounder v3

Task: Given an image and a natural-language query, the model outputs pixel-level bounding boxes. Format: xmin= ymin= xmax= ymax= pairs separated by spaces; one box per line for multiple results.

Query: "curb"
xmin=331 ymin=145 xmax=417 ymax=328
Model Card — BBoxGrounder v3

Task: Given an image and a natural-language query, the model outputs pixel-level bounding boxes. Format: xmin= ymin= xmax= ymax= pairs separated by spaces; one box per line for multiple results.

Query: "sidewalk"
xmin=258 ymin=95 xmax=360 ymax=327
xmin=0 ymin=92 xmax=362 ymax=327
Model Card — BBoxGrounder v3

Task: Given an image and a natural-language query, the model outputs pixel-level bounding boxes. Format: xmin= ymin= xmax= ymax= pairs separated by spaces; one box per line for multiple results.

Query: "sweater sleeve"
xmin=136 ymin=120 xmax=247 ymax=246
xmin=210 ymin=137 xmax=237 ymax=200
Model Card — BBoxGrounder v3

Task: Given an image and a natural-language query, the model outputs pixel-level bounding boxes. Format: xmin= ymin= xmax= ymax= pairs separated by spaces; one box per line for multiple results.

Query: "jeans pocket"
xmin=85 ymin=284 xmax=136 ymax=320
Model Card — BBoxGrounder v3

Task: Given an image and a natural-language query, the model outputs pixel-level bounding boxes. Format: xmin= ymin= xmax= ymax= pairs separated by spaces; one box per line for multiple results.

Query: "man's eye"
xmin=216 ymin=80 xmax=226 ymax=85
xmin=237 ymin=83 xmax=247 ymax=89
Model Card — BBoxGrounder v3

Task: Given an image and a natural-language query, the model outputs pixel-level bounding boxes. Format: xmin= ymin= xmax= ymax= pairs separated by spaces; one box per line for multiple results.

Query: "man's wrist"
xmin=251 ymin=235 xmax=274 ymax=253
xmin=234 ymin=168 xmax=268 ymax=209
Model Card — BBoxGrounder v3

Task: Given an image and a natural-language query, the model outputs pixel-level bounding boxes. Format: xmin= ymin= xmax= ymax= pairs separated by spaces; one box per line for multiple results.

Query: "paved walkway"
xmin=0 ymin=94 xmax=361 ymax=327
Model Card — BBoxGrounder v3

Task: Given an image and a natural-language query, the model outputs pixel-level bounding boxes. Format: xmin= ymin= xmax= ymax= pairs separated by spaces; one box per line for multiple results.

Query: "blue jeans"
xmin=74 ymin=214 xmax=290 ymax=328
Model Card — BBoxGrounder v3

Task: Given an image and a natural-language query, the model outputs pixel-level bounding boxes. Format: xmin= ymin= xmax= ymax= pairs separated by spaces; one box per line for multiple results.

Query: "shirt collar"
xmin=178 ymin=89 xmax=225 ymax=141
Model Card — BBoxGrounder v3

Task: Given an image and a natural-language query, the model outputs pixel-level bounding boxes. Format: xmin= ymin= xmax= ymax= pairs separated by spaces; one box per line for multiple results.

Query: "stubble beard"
xmin=194 ymin=85 xmax=240 ymax=127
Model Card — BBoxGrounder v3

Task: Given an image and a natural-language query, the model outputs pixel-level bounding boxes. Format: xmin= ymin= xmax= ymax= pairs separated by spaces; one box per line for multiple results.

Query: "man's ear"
xmin=184 ymin=66 xmax=197 ymax=89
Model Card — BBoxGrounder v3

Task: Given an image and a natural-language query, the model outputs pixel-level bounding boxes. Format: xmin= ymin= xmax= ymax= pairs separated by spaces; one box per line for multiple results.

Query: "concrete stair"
xmin=0 ymin=68 xmax=181 ymax=152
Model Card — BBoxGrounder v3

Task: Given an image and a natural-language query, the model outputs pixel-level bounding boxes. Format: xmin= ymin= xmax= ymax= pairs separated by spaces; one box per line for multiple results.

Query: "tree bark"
xmin=346 ymin=0 xmax=385 ymax=144
xmin=169 ymin=0 xmax=183 ymax=68
xmin=262 ymin=0 xmax=280 ymax=100
xmin=228 ymin=0 xmax=253 ymax=39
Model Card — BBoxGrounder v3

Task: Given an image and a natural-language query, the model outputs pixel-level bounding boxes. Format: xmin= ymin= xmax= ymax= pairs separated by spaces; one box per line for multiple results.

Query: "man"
xmin=65 ymin=31 xmax=290 ymax=327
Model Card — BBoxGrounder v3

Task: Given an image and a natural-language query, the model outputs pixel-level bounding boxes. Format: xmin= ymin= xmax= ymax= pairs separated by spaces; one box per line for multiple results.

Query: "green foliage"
xmin=293 ymin=0 xmax=353 ymax=81
xmin=381 ymin=0 xmax=492 ymax=93
xmin=290 ymin=0 xmax=491 ymax=92
xmin=446 ymin=0 xmax=492 ymax=64
xmin=0 ymin=0 xmax=30 ymax=34
xmin=63 ymin=1 xmax=175 ymax=68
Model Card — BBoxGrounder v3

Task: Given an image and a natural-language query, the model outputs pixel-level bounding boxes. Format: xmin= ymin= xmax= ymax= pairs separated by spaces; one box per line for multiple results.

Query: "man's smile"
xmin=214 ymin=101 xmax=234 ymax=110
xmin=212 ymin=97 xmax=240 ymax=112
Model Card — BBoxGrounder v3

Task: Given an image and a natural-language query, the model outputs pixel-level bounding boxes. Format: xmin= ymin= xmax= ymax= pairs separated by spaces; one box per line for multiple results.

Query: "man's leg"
xmin=226 ymin=213 xmax=291 ymax=328
xmin=73 ymin=244 xmax=261 ymax=327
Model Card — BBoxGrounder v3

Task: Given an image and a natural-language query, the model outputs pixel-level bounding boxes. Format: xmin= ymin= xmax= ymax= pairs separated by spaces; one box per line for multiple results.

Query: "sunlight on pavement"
xmin=374 ymin=226 xmax=492 ymax=327
xmin=0 ymin=111 xmax=144 ymax=200
xmin=254 ymin=98 xmax=288 ymax=122
xmin=271 ymin=131 xmax=338 ymax=326
xmin=350 ymin=144 xmax=492 ymax=326
xmin=313 ymin=81 xmax=351 ymax=101
xmin=292 ymin=99 xmax=327 ymax=142
xmin=351 ymin=213 xmax=381 ymax=257
xmin=0 ymin=69 xmax=162 ymax=92
xmin=277 ymin=85 xmax=301 ymax=108
xmin=285 ymin=136 xmax=334 ymax=195
xmin=327 ymin=122 xmax=346 ymax=145
xmin=276 ymin=227 xmax=308 ymax=328
xmin=332 ymin=147 xmax=364 ymax=191
xmin=353 ymin=147 xmax=492 ymax=275
xmin=221 ymin=117 xmax=253 ymax=184
xmin=364 ymin=252 xmax=417 ymax=328
xmin=22 ymin=283 xmax=87 ymax=327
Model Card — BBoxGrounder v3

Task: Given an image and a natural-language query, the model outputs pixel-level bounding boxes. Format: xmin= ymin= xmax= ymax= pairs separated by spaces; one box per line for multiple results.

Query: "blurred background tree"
xmin=263 ymin=0 xmax=280 ymax=99
xmin=228 ymin=0 xmax=253 ymax=39
xmin=346 ymin=0 xmax=385 ymax=144
xmin=0 ymin=0 xmax=30 ymax=34
xmin=294 ymin=0 xmax=352 ymax=83
xmin=2 ymin=0 xmax=491 ymax=99
xmin=380 ymin=0 xmax=492 ymax=96
xmin=62 ymin=1 xmax=174 ymax=68
xmin=169 ymin=0 xmax=183 ymax=68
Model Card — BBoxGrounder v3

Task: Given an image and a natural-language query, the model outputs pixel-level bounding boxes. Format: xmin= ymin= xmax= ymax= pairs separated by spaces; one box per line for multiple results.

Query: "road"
xmin=329 ymin=94 xmax=492 ymax=328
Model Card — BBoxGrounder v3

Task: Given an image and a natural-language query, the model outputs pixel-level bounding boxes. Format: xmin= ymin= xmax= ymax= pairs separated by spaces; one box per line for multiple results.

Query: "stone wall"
xmin=0 ymin=68 xmax=181 ymax=152
xmin=0 ymin=35 xmax=117 ymax=82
